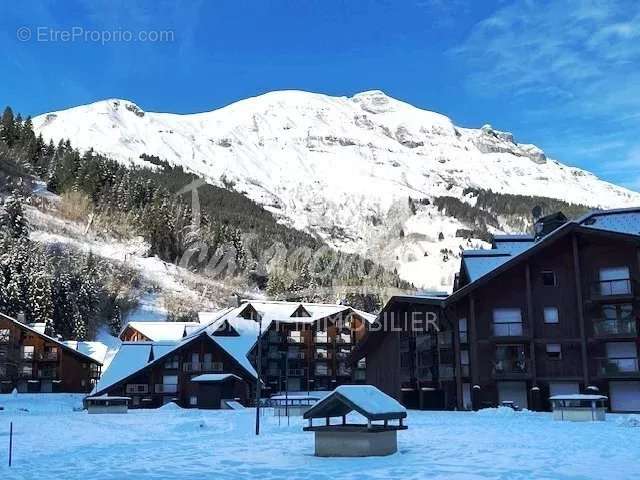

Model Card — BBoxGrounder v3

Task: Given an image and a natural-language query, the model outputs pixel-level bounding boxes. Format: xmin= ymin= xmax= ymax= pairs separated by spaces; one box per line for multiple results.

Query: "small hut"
xmin=85 ymin=395 xmax=130 ymax=414
xmin=303 ymin=385 xmax=407 ymax=457
xmin=549 ymin=394 xmax=608 ymax=422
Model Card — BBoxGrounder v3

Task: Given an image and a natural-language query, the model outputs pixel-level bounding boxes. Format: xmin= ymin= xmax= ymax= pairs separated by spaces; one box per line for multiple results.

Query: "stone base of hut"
xmin=311 ymin=426 xmax=399 ymax=457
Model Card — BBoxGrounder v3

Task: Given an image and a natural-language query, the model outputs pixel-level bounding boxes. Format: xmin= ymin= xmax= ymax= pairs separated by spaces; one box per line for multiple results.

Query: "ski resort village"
xmin=3 ymin=1 xmax=640 ymax=477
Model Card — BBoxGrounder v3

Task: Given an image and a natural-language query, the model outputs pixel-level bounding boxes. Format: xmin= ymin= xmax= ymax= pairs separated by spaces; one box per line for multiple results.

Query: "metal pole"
xmin=255 ymin=317 xmax=262 ymax=435
xmin=285 ymin=354 xmax=289 ymax=426
xmin=9 ymin=421 xmax=13 ymax=467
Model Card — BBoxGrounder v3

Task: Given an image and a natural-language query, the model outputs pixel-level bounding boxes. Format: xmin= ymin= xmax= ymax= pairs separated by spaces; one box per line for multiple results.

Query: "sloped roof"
xmin=303 ymin=385 xmax=407 ymax=421
xmin=0 ymin=312 xmax=102 ymax=365
xmin=451 ymin=208 xmax=640 ymax=304
xmin=120 ymin=321 xmax=200 ymax=342
xmin=579 ymin=207 xmax=640 ymax=236
xmin=94 ymin=342 xmax=168 ymax=392
xmin=62 ymin=340 xmax=109 ymax=364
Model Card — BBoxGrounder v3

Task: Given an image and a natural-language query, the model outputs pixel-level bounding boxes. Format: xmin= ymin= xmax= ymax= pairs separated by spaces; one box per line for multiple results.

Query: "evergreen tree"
xmin=0 ymin=193 xmax=29 ymax=238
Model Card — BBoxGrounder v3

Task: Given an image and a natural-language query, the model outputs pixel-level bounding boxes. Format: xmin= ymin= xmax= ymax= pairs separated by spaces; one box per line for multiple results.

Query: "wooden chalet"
xmin=96 ymin=301 xmax=374 ymax=409
xmin=0 ymin=312 xmax=102 ymax=393
xmin=353 ymin=208 xmax=640 ymax=413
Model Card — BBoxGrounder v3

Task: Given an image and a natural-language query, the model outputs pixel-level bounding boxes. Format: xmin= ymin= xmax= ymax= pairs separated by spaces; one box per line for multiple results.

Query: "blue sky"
xmin=1 ymin=0 xmax=639 ymax=191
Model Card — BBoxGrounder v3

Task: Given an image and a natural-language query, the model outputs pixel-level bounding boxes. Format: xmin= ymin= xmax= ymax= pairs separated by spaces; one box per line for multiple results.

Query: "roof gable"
xmin=0 ymin=313 xmax=101 ymax=365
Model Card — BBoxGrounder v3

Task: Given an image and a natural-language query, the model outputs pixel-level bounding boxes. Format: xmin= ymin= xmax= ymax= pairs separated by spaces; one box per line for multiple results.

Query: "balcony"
xmin=354 ymin=370 xmax=366 ymax=381
xmin=537 ymin=361 xmax=582 ymax=378
xmin=38 ymin=351 xmax=59 ymax=362
xmin=337 ymin=367 xmax=351 ymax=377
xmin=593 ymin=317 xmax=637 ymax=338
xmin=287 ymin=351 xmax=305 ymax=360
xmin=590 ymin=279 xmax=635 ymax=301
xmin=314 ymin=367 xmax=329 ymax=376
xmin=336 ymin=334 xmax=351 ymax=344
xmin=314 ymin=351 xmax=331 ymax=360
xmin=288 ymin=368 xmax=305 ymax=377
xmin=155 ymin=384 xmax=178 ymax=394
xmin=287 ymin=335 xmax=304 ymax=344
xmin=437 ymin=332 xmax=453 ymax=349
xmin=491 ymin=322 xmax=528 ymax=339
xmin=416 ymin=366 xmax=433 ymax=381
xmin=492 ymin=359 xmax=530 ymax=378
xmin=38 ymin=368 xmax=59 ymax=379
xmin=313 ymin=335 xmax=329 ymax=344
xmin=182 ymin=362 xmax=223 ymax=373
xmin=597 ymin=358 xmax=640 ymax=377
xmin=438 ymin=364 xmax=455 ymax=380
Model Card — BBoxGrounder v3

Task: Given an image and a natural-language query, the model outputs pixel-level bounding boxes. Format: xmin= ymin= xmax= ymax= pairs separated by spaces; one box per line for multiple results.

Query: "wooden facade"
xmin=93 ymin=333 xmax=254 ymax=409
xmin=355 ymin=211 xmax=640 ymax=413
xmin=258 ymin=311 xmax=369 ymax=395
xmin=0 ymin=313 xmax=101 ymax=393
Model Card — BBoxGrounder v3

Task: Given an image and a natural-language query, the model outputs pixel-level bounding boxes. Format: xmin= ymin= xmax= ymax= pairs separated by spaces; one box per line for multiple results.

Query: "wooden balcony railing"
xmin=155 ymin=384 xmax=178 ymax=394
xmin=182 ymin=362 xmax=223 ymax=373
xmin=591 ymin=278 xmax=635 ymax=299
xmin=492 ymin=359 xmax=530 ymax=378
xmin=38 ymin=352 xmax=59 ymax=362
xmin=593 ymin=317 xmax=637 ymax=337
xmin=491 ymin=322 xmax=528 ymax=338
xmin=597 ymin=358 xmax=640 ymax=376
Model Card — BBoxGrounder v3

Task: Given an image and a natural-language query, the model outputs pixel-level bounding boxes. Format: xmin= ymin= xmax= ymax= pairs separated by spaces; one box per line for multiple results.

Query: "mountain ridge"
xmin=31 ymin=90 xmax=640 ymax=290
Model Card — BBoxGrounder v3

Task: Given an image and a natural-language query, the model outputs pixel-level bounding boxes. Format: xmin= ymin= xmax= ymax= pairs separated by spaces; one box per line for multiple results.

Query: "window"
xmin=21 ymin=345 xmax=34 ymax=360
xmin=542 ymin=271 xmax=557 ymax=287
xmin=546 ymin=344 xmax=562 ymax=360
xmin=189 ymin=395 xmax=198 ymax=406
xmin=126 ymin=384 xmax=149 ymax=394
xmin=458 ymin=318 xmax=468 ymax=343
xmin=599 ymin=267 xmax=631 ymax=295
xmin=460 ymin=350 xmax=470 ymax=376
xmin=492 ymin=309 xmax=523 ymax=336
xmin=543 ymin=307 xmax=559 ymax=324
xmin=0 ymin=329 xmax=10 ymax=343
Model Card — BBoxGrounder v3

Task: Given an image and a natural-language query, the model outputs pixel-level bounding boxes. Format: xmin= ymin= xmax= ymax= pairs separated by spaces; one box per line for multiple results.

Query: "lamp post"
xmin=255 ymin=315 xmax=263 ymax=435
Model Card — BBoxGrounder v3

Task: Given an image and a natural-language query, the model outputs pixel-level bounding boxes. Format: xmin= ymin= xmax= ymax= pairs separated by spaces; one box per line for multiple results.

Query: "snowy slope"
xmin=32 ymin=91 xmax=640 ymax=290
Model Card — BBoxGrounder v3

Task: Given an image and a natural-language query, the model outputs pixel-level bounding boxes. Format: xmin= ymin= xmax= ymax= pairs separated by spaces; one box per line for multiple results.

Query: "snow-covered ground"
xmin=1 ymin=394 xmax=639 ymax=479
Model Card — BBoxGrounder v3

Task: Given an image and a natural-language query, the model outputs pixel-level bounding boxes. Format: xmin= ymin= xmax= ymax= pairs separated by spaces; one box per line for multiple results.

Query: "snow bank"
xmin=617 ymin=414 xmax=640 ymax=428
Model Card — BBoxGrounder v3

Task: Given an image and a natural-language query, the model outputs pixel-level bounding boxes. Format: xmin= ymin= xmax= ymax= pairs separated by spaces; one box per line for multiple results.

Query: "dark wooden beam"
xmin=525 ymin=263 xmax=538 ymax=382
xmin=572 ymin=234 xmax=590 ymax=387
xmin=468 ymin=293 xmax=479 ymax=386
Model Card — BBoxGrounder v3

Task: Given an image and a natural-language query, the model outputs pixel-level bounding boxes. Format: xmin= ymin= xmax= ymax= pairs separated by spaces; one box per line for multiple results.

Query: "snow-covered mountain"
xmin=32 ymin=90 xmax=640 ymax=290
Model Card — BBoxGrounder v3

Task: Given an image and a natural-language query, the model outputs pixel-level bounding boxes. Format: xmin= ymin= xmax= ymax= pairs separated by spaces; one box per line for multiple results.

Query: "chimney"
xmin=534 ymin=212 xmax=568 ymax=240
xmin=17 ymin=312 xmax=26 ymax=324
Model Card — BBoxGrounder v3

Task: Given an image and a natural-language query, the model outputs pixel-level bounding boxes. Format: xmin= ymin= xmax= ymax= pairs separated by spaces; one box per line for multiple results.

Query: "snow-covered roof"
xmin=304 ymin=385 xmax=407 ymax=421
xmin=62 ymin=341 xmax=109 ymax=364
xmin=95 ymin=342 xmax=173 ymax=393
xmin=455 ymin=208 xmax=640 ymax=297
xmin=579 ymin=208 xmax=640 ymax=236
xmin=0 ymin=313 xmax=102 ymax=365
xmin=86 ymin=395 xmax=131 ymax=401
xmin=190 ymin=374 xmax=241 ymax=383
xmin=121 ymin=321 xmax=200 ymax=342
xmin=549 ymin=394 xmax=608 ymax=401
